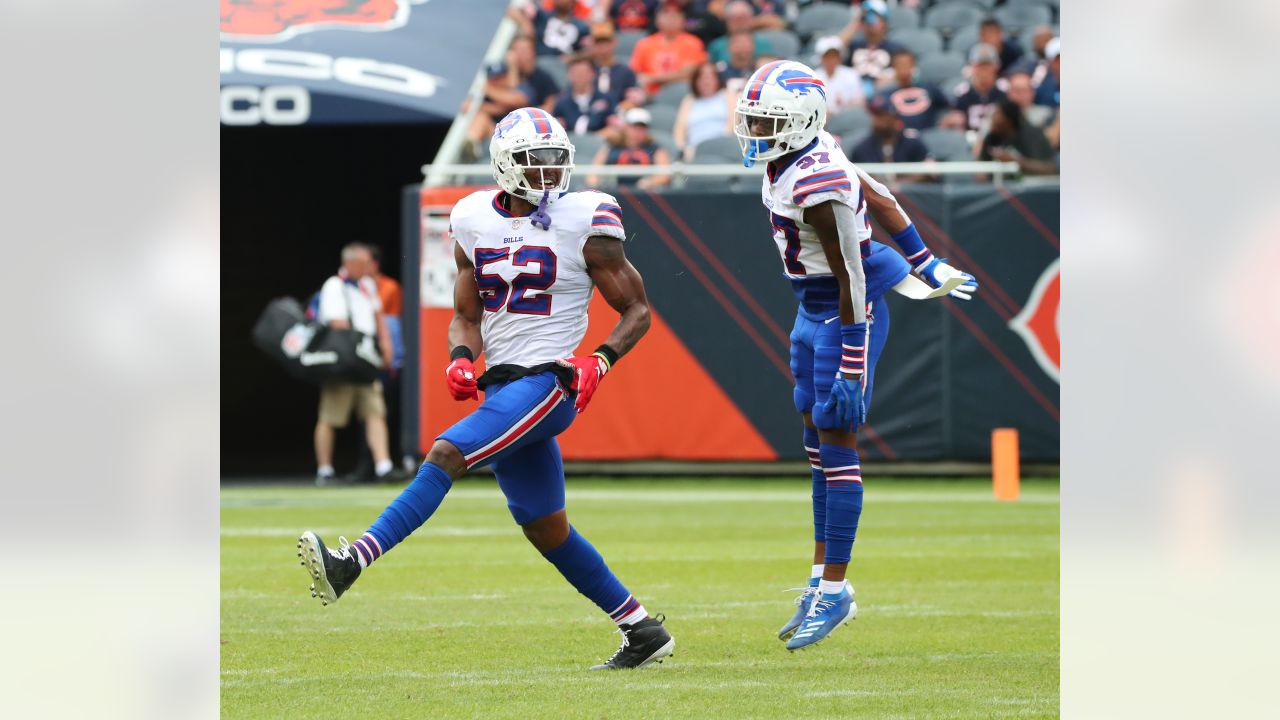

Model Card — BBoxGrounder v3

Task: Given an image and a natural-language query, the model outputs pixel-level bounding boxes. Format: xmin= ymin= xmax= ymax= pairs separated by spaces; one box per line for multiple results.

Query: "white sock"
xmin=617 ymin=604 xmax=649 ymax=627
xmin=810 ymin=564 xmax=824 ymax=583
xmin=375 ymin=459 xmax=393 ymax=476
xmin=317 ymin=465 xmax=335 ymax=477
xmin=819 ymin=579 xmax=846 ymax=597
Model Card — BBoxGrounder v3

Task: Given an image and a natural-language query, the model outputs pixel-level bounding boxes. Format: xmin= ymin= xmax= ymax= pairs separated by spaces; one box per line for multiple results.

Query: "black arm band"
xmin=450 ymin=345 xmax=475 ymax=362
xmin=592 ymin=343 xmax=620 ymax=370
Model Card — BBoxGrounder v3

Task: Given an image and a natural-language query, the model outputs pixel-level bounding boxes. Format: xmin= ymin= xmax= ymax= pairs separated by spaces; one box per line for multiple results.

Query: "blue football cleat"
xmin=778 ymin=586 xmax=819 ymax=640
xmin=785 ymin=582 xmax=857 ymax=651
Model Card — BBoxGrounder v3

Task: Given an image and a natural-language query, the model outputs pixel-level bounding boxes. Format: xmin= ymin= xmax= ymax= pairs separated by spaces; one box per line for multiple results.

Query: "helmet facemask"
xmin=734 ymin=99 xmax=816 ymax=167
xmin=493 ymin=142 xmax=575 ymax=204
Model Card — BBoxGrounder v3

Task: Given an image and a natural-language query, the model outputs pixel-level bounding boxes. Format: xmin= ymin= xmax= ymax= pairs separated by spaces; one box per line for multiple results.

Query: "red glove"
xmin=557 ymin=353 xmax=610 ymax=413
xmin=445 ymin=357 xmax=479 ymax=401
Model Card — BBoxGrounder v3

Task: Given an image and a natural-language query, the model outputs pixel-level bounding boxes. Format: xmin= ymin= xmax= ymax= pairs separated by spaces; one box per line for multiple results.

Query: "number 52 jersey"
xmin=449 ymin=189 xmax=627 ymax=368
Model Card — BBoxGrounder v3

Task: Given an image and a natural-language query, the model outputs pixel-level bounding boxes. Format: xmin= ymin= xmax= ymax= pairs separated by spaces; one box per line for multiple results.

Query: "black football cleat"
xmin=297 ymin=531 xmax=361 ymax=606
xmin=590 ymin=614 xmax=675 ymax=670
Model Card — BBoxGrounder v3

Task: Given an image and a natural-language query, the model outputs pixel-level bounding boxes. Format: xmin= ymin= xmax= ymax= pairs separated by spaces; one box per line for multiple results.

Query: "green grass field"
xmin=221 ymin=478 xmax=1059 ymax=719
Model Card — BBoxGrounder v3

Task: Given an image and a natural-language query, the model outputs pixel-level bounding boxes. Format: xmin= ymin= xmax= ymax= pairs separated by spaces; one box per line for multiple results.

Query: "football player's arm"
xmin=855 ymin=166 xmax=978 ymax=299
xmin=445 ymin=243 xmax=483 ymax=401
xmin=448 ymin=244 xmax=483 ymax=357
xmin=584 ymin=236 xmax=651 ymax=357
xmin=805 ymin=200 xmax=867 ymax=341
xmin=807 ymin=199 xmax=868 ymax=430
xmin=559 ymin=236 xmax=650 ymax=413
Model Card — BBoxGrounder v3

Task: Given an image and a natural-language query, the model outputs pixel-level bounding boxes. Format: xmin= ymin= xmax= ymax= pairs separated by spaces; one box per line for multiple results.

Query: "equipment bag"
xmin=251 ymin=296 xmax=383 ymax=385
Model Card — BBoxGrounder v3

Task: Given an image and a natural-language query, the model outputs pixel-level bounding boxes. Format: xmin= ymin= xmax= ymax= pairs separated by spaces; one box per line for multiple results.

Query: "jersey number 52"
xmin=474 ymin=246 xmax=557 ymax=315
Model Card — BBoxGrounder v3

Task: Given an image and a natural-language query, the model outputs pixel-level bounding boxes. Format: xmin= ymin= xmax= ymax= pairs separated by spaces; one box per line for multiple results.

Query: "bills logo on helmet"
xmin=220 ymin=0 xmax=415 ymax=43
xmin=1008 ymin=259 xmax=1060 ymax=383
xmin=775 ymin=69 xmax=827 ymax=99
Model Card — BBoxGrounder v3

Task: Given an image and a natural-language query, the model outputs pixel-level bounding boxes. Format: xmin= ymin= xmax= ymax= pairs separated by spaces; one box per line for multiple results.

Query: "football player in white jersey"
xmin=734 ymin=61 xmax=979 ymax=651
xmin=298 ymin=107 xmax=675 ymax=670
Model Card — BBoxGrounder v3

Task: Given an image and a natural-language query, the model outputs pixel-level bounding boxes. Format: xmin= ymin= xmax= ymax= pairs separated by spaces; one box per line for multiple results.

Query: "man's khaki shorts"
xmin=318 ymin=381 xmax=385 ymax=428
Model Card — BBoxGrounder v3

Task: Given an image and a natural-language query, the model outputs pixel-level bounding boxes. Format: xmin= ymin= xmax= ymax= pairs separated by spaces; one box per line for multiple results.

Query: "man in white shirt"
xmin=812 ymin=36 xmax=865 ymax=115
xmin=315 ymin=243 xmax=396 ymax=485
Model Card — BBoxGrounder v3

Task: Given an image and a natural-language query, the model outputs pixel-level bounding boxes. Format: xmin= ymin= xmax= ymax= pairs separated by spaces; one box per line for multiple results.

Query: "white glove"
xmin=916 ymin=257 xmax=978 ymax=301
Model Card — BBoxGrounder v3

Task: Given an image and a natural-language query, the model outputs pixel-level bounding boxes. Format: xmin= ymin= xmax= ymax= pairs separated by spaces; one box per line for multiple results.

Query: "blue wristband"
xmin=839 ymin=323 xmax=867 ymax=376
xmin=892 ymin=224 xmax=934 ymax=269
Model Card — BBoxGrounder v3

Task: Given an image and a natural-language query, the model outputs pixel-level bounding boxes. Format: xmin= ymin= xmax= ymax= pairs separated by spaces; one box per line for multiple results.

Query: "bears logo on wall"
xmin=1009 ymin=259 xmax=1060 ymax=383
xmin=220 ymin=0 xmax=413 ymax=43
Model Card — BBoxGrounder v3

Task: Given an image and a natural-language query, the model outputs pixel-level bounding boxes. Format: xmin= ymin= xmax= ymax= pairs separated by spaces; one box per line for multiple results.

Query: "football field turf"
xmin=221 ymin=478 xmax=1059 ymax=719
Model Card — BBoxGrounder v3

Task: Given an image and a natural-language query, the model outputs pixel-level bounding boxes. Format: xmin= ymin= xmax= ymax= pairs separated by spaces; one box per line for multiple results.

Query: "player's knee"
xmin=426 ymin=440 xmax=466 ymax=478
xmin=521 ymin=510 xmax=570 ymax=552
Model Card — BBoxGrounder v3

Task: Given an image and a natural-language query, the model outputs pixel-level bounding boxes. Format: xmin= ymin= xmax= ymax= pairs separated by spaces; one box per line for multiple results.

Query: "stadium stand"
xmin=536 ymin=56 xmax=568 ymax=90
xmin=826 ymin=107 xmax=872 ymax=139
xmin=615 ymin=30 xmax=646 ymax=60
xmin=757 ymin=29 xmax=802 ymax=60
xmin=645 ymin=103 xmax=679 ymax=134
xmin=691 ymin=134 xmax=744 ymax=162
xmin=887 ymin=5 xmax=920 ymax=30
xmin=948 ymin=23 xmax=981 ymax=54
xmin=793 ymin=3 xmax=854 ymax=42
xmin=569 ymin=132 xmax=605 ymax=166
xmin=888 ymin=27 xmax=944 ymax=56
xmin=493 ymin=0 xmax=1060 ymax=172
xmin=995 ymin=3 xmax=1054 ymax=34
xmin=924 ymin=2 xmax=986 ymax=39
xmin=917 ymin=51 xmax=967 ymax=86
xmin=652 ymin=81 xmax=690 ymax=107
xmin=920 ymin=127 xmax=972 ymax=161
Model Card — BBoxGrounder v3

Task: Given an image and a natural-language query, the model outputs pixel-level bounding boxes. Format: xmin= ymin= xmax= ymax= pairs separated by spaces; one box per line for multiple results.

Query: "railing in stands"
xmin=421 ymin=161 xmax=1032 ymax=187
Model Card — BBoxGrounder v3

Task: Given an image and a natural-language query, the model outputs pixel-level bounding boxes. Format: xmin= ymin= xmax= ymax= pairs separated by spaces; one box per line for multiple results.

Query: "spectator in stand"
xmin=674 ymin=62 xmax=734 ymax=159
xmin=680 ymin=0 xmax=727 ymax=45
xmin=707 ymin=1 xmax=774 ymax=65
xmin=588 ymin=23 xmax=639 ymax=98
xmin=463 ymin=38 xmax=561 ymax=156
xmin=978 ymin=17 xmax=1025 ymax=75
xmin=975 ymin=99 xmax=1056 ymax=176
xmin=812 ymin=36 xmax=865 ymax=115
xmin=848 ymin=95 xmax=933 ymax=183
xmin=512 ymin=35 xmax=562 ymax=110
xmin=588 ymin=107 xmax=673 ymax=188
xmin=314 ymin=243 xmax=397 ymax=486
xmin=608 ymin=0 xmax=659 ymax=31
xmin=630 ymin=3 xmax=708 ymax=95
xmin=1006 ymin=70 xmax=1054 ymax=129
xmin=951 ymin=43 xmax=1007 ymax=132
xmin=555 ymin=56 xmax=620 ymax=134
xmin=880 ymin=50 xmax=951 ymax=132
xmin=542 ymin=0 xmax=595 ymax=21
xmin=1009 ymin=25 xmax=1055 ymax=78
xmin=1035 ymin=38 xmax=1060 ymax=108
xmin=512 ymin=0 xmax=593 ymax=57
xmin=717 ymin=31 xmax=757 ymax=92
xmin=839 ymin=0 xmax=903 ymax=97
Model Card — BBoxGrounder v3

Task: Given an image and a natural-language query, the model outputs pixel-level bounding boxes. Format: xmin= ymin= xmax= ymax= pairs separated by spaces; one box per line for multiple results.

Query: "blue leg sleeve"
xmin=361 ymin=461 xmax=453 ymax=559
xmin=819 ymin=444 xmax=864 ymax=565
xmin=541 ymin=525 xmax=638 ymax=621
xmin=805 ymin=426 xmax=826 ymax=542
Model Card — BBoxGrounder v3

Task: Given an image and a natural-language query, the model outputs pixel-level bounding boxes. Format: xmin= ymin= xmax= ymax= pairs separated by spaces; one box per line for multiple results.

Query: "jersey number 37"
xmin=474 ymin=246 xmax=558 ymax=316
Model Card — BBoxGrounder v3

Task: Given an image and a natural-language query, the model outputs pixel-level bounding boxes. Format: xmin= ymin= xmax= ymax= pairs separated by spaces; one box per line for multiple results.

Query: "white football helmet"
xmin=490 ymin=107 xmax=575 ymax=204
xmin=734 ymin=60 xmax=829 ymax=166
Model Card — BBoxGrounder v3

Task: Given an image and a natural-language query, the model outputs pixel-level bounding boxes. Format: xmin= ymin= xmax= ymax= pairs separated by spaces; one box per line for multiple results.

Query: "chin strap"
xmin=529 ymin=189 xmax=552 ymax=230
xmin=743 ymin=139 xmax=767 ymax=168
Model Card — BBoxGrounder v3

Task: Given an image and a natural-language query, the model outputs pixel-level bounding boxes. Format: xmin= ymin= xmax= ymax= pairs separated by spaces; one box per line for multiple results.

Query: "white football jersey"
xmin=450 ymin=189 xmax=626 ymax=367
xmin=761 ymin=130 xmax=872 ymax=279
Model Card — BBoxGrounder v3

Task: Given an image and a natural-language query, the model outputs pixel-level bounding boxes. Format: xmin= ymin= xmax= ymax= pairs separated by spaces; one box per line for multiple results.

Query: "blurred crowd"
xmin=463 ymin=0 xmax=1060 ymax=181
